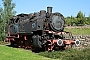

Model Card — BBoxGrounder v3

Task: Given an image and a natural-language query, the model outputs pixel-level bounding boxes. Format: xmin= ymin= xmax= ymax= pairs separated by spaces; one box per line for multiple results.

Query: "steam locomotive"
xmin=5 ymin=7 xmax=80 ymax=52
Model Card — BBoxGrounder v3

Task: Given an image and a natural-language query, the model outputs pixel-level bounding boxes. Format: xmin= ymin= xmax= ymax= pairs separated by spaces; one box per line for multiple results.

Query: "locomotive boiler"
xmin=5 ymin=7 xmax=80 ymax=52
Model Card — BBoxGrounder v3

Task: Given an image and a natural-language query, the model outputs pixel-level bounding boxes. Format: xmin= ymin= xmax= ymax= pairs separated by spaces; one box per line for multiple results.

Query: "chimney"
xmin=46 ymin=7 xmax=52 ymax=17
xmin=47 ymin=7 xmax=52 ymax=14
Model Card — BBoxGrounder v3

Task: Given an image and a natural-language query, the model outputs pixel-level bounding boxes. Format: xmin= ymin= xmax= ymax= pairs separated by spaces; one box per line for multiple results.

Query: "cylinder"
xmin=47 ymin=7 xmax=52 ymax=14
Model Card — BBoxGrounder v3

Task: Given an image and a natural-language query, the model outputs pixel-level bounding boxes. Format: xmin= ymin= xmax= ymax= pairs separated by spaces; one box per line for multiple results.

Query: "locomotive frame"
xmin=5 ymin=7 xmax=80 ymax=52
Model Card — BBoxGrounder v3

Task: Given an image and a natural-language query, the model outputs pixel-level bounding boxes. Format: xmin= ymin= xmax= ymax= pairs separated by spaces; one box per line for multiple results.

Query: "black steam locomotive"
xmin=5 ymin=7 xmax=80 ymax=52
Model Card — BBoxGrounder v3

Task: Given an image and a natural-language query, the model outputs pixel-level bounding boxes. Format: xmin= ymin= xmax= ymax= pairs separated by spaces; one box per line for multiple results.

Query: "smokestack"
xmin=46 ymin=7 xmax=52 ymax=17
xmin=47 ymin=7 xmax=52 ymax=14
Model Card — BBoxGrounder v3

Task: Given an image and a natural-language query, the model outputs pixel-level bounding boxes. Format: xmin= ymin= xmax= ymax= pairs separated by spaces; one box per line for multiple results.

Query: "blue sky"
xmin=0 ymin=0 xmax=90 ymax=17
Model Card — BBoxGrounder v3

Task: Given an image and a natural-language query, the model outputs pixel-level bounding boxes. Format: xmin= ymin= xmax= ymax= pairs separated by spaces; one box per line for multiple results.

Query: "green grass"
xmin=0 ymin=41 xmax=8 ymax=45
xmin=0 ymin=44 xmax=90 ymax=60
xmin=39 ymin=48 xmax=90 ymax=60
xmin=64 ymin=28 xmax=90 ymax=35
xmin=0 ymin=46 xmax=54 ymax=60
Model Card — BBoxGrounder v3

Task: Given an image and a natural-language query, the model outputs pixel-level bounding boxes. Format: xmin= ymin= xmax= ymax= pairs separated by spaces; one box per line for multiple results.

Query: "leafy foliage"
xmin=0 ymin=0 xmax=16 ymax=40
xmin=0 ymin=7 xmax=5 ymax=40
xmin=77 ymin=11 xmax=84 ymax=18
xmin=65 ymin=11 xmax=90 ymax=26
xmin=2 ymin=0 xmax=16 ymax=24
xmin=39 ymin=48 xmax=90 ymax=60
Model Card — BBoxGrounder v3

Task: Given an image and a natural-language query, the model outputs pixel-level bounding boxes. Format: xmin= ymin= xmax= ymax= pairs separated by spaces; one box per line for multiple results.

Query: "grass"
xmin=0 ymin=45 xmax=54 ymax=60
xmin=0 ymin=41 xmax=8 ymax=45
xmin=1 ymin=44 xmax=90 ymax=60
xmin=64 ymin=28 xmax=90 ymax=35
xmin=39 ymin=48 xmax=90 ymax=60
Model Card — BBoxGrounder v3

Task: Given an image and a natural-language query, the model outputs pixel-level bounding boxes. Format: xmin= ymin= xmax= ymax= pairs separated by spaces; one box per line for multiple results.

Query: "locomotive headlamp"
xmin=75 ymin=39 xmax=80 ymax=46
xmin=57 ymin=39 xmax=63 ymax=46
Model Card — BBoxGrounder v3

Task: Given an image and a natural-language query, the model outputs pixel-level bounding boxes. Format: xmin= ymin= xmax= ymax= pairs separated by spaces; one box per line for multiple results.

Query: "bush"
xmin=38 ymin=48 xmax=90 ymax=60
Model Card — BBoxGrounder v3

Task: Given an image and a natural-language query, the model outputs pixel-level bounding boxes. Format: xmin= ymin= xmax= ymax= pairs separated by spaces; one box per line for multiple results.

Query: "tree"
xmin=86 ymin=14 xmax=90 ymax=25
xmin=2 ymin=0 xmax=16 ymax=25
xmin=0 ymin=0 xmax=16 ymax=40
xmin=65 ymin=16 xmax=72 ymax=26
xmin=0 ymin=6 xmax=4 ymax=40
xmin=76 ymin=11 xmax=84 ymax=18
xmin=89 ymin=14 xmax=90 ymax=19
xmin=76 ymin=11 xmax=86 ymax=26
